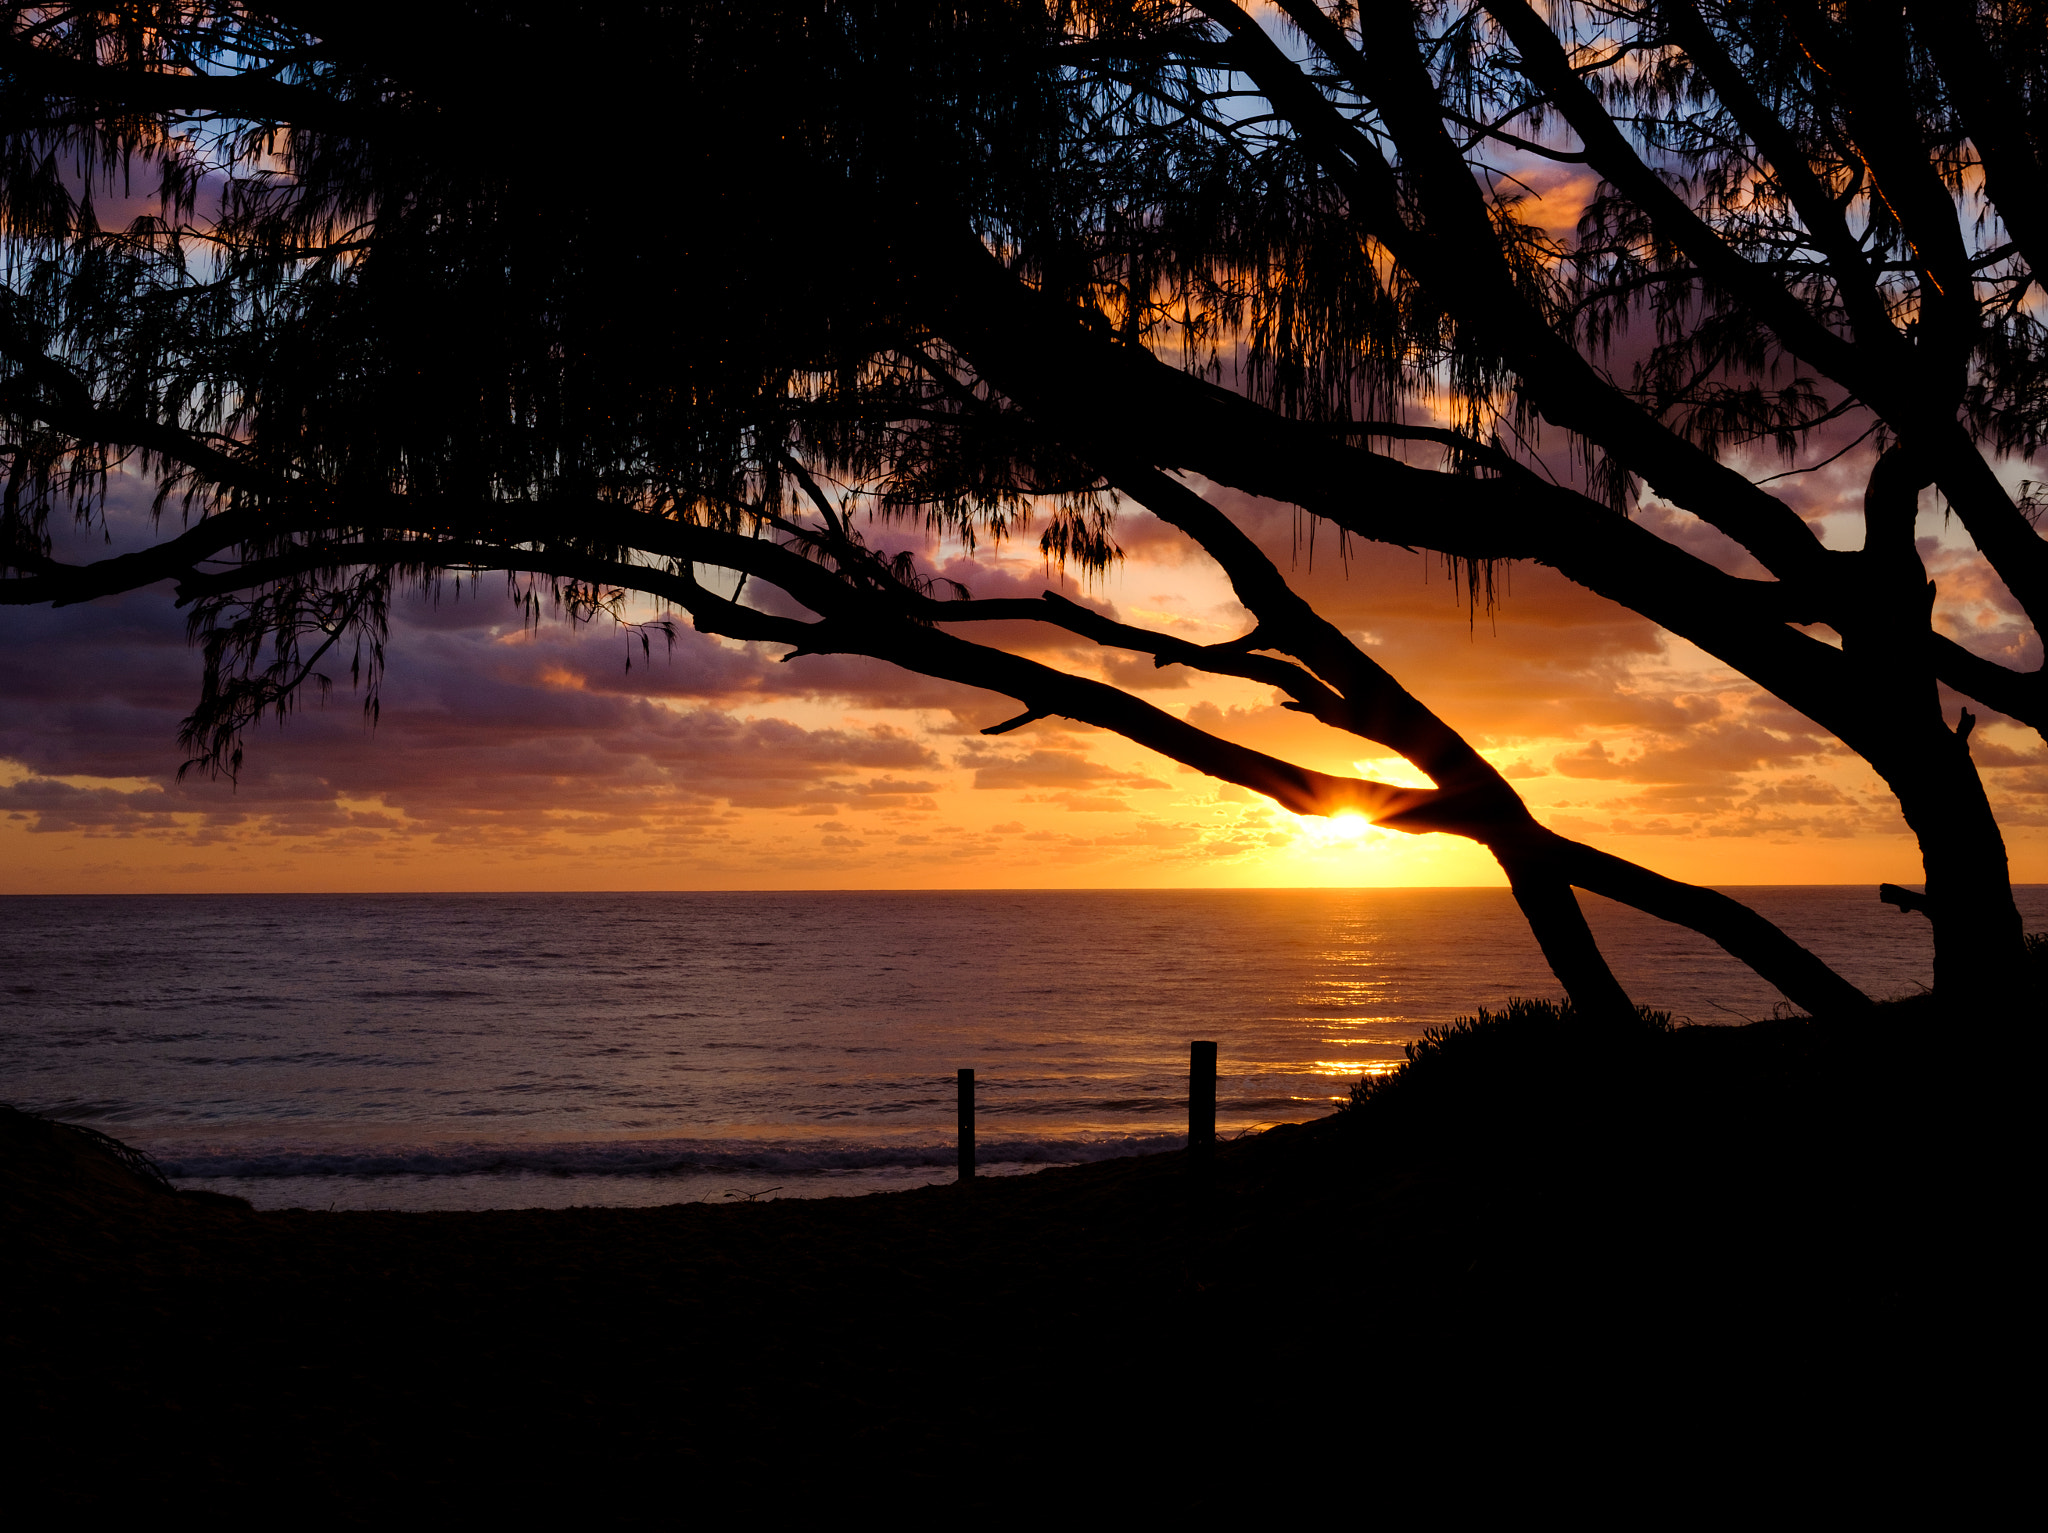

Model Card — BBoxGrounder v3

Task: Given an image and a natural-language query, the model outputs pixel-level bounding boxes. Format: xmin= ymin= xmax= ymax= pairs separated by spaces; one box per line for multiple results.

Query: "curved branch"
xmin=1195 ymin=0 xmax=1831 ymax=584
xmin=167 ymin=529 xmax=1459 ymax=829
xmin=1533 ymin=830 xmax=1872 ymax=1016
xmin=19 ymin=479 xmax=1876 ymax=1017
xmin=906 ymin=224 xmax=1878 ymax=749
xmin=1478 ymin=0 xmax=1880 ymax=381
xmin=0 ymin=35 xmax=378 ymax=136
xmin=1906 ymin=0 xmax=2048 ymax=281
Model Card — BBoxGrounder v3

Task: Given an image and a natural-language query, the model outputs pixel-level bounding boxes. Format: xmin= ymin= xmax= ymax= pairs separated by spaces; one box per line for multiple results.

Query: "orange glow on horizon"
xmin=2 ymin=480 xmax=2041 ymax=896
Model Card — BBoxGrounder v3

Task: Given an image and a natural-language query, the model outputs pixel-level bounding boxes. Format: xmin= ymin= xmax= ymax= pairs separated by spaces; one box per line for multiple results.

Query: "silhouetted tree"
xmin=3 ymin=2 xmax=2040 ymax=1011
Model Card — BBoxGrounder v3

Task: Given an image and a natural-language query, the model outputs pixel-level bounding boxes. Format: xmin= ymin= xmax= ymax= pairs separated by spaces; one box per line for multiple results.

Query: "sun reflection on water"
xmin=1305 ymin=1012 xmax=1404 ymax=1028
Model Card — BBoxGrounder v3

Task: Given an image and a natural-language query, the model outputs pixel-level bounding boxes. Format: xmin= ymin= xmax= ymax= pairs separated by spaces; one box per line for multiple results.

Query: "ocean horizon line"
xmin=4 ymin=881 xmax=2004 ymax=899
xmin=12 ymin=884 xmax=2040 ymax=1211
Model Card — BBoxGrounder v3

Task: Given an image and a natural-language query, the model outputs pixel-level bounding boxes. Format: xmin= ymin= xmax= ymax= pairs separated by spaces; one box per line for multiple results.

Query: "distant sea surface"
xmin=5 ymin=887 xmax=2040 ymax=1211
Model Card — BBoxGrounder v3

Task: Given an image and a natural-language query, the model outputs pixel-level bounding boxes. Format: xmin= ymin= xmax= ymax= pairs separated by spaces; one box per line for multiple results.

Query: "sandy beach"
xmin=5 ymin=1004 xmax=2021 ymax=1513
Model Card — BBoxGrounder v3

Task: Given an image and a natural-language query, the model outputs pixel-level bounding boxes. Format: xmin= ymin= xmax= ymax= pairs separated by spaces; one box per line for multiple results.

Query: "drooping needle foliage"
xmin=3 ymin=2 xmax=2042 ymax=1010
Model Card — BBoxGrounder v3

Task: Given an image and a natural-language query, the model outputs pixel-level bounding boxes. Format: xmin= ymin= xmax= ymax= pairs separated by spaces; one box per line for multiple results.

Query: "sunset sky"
xmin=3 ymin=12 xmax=2040 ymax=899
xmin=4 ymin=429 xmax=2042 ymax=894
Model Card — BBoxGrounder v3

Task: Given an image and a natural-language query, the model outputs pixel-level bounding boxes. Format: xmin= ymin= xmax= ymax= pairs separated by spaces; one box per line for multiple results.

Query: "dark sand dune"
xmin=4 ymin=1009 xmax=2021 ymax=1514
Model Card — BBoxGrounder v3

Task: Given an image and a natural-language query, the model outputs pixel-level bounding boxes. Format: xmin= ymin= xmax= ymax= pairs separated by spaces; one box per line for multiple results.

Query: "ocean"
xmin=4 ymin=887 xmax=2037 ymax=1210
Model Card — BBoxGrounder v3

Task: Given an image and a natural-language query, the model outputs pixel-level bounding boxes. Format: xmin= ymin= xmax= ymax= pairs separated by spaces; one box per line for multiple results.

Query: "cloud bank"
xmin=2 ymin=468 xmax=2039 ymax=891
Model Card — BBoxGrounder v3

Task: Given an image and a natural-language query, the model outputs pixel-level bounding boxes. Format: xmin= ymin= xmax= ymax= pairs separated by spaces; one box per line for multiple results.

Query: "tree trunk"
xmin=1844 ymin=448 xmax=2031 ymax=1014
xmin=1881 ymin=726 xmax=2030 ymax=1014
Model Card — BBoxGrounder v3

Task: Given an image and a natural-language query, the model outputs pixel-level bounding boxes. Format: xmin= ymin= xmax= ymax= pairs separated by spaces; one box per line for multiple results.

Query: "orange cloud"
xmin=2 ymin=468 xmax=2042 ymax=892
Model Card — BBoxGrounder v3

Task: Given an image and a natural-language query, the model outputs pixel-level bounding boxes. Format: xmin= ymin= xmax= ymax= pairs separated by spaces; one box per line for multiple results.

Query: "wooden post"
xmin=1189 ymin=1040 xmax=1216 ymax=1155
xmin=957 ymin=1067 xmax=975 ymax=1182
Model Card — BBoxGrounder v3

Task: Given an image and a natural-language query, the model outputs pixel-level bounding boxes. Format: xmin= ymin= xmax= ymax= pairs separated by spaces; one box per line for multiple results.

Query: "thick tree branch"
xmin=906 ymin=224 xmax=1881 ymax=750
xmin=1191 ymin=0 xmax=1835 ymax=588
xmin=165 ymin=528 xmax=1463 ymax=830
xmin=8 ymin=452 xmax=1877 ymax=1015
xmin=1480 ymin=0 xmax=1879 ymax=381
xmin=1906 ymin=0 xmax=2048 ymax=282
xmin=0 ymin=35 xmax=378 ymax=136
xmin=1656 ymin=0 xmax=1900 ymax=349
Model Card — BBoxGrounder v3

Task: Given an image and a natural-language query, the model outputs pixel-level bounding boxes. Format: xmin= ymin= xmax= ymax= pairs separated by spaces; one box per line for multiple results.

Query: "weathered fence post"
xmin=957 ymin=1067 xmax=975 ymax=1183
xmin=1189 ymin=1040 xmax=1216 ymax=1160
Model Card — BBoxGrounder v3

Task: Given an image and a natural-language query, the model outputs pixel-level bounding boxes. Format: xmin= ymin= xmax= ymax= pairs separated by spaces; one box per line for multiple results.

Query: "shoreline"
xmin=139 ymin=1123 xmax=1216 ymax=1211
xmin=7 ymin=1005 xmax=2021 ymax=1508
xmin=165 ymin=1154 xmax=1121 ymax=1212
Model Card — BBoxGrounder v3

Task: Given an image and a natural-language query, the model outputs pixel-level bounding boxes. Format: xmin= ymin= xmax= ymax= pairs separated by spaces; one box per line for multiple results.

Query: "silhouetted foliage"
xmin=1344 ymin=995 xmax=1673 ymax=1112
xmin=1342 ymin=926 xmax=2043 ymax=1172
xmin=3 ymin=2 xmax=2042 ymax=1011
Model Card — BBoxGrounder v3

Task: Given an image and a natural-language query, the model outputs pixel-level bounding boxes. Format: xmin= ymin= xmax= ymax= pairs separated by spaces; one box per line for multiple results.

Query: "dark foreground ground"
xmin=4 ymin=1001 xmax=2032 ymax=1514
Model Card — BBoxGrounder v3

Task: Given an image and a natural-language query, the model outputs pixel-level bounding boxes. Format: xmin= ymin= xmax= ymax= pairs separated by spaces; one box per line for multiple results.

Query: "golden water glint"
xmin=1307 ymin=1059 xmax=1397 ymax=1077
xmin=1302 ymin=981 xmax=1393 ymax=1002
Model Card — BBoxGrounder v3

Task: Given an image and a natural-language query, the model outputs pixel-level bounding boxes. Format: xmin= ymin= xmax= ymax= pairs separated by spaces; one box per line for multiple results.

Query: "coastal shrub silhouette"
xmin=1 ymin=1103 xmax=171 ymax=1188
xmin=1348 ymin=930 xmax=2046 ymax=1135
xmin=1326 ymin=957 xmax=2034 ymax=1182
xmin=1319 ymin=993 xmax=1915 ymax=1179
xmin=1340 ymin=996 xmax=1673 ymax=1121
xmin=0 ymin=1105 xmax=252 ymax=1212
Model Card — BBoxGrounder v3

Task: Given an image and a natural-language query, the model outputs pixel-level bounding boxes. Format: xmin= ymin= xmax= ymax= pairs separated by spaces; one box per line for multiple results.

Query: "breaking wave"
xmin=156 ymin=1133 xmax=1188 ymax=1182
